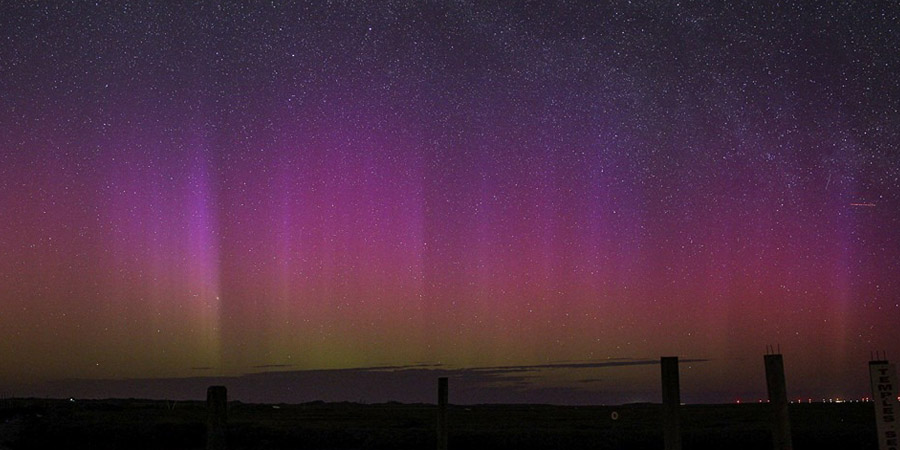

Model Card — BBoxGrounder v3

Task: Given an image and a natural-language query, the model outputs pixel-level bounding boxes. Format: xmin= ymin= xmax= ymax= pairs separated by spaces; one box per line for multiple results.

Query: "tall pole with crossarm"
xmin=764 ymin=351 xmax=792 ymax=450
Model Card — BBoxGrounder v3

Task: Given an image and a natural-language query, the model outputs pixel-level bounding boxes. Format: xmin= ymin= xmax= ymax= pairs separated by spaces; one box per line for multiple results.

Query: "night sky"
xmin=1 ymin=1 xmax=899 ymax=404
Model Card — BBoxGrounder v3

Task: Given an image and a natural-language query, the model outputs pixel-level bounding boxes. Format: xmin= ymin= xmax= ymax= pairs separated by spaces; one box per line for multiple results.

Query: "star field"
xmin=1 ymin=1 xmax=899 ymax=403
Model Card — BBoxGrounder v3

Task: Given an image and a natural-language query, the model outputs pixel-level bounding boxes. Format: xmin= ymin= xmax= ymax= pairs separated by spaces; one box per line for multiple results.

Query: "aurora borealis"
xmin=1 ymin=1 xmax=899 ymax=404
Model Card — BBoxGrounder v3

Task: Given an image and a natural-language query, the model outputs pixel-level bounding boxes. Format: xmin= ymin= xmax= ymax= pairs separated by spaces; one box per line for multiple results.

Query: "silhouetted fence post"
xmin=868 ymin=358 xmax=898 ymax=450
xmin=764 ymin=353 xmax=792 ymax=450
xmin=207 ymin=385 xmax=227 ymax=450
xmin=661 ymin=356 xmax=681 ymax=450
xmin=438 ymin=377 xmax=448 ymax=450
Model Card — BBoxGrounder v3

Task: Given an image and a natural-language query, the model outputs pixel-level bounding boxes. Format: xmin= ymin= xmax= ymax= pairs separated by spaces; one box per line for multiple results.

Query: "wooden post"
xmin=868 ymin=360 xmax=898 ymax=450
xmin=764 ymin=354 xmax=792 ymax=450
xmin=438 ymin=377 xmax=448 ymax=450
xmin=207 ymin=385 xmax=227 ymax=450
xmin=661 ymin=356 xmax=681 ymax=450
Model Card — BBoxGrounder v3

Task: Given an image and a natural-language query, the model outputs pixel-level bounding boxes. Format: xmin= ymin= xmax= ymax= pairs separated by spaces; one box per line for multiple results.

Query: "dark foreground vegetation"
xmin=0 ymin=398 xmax=878 ymax=450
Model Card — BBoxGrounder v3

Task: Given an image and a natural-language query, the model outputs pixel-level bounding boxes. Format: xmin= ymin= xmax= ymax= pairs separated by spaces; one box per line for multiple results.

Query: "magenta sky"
xmin=1 ymin=1 xmax=898 ymax=404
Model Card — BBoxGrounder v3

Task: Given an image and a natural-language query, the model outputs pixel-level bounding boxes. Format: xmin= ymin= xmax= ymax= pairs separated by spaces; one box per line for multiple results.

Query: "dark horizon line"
xmin=9 ymin=357 xmax=712 ymax=385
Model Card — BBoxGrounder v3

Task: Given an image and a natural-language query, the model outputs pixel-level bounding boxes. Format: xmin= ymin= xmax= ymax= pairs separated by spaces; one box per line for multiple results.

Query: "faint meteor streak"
xmin=850 ymin=203 xmax=876 ymax=207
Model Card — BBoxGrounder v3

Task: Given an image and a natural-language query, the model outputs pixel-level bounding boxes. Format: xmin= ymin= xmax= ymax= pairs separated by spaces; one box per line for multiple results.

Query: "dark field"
xmin=0 ymin=398 xmax=879 ymax=450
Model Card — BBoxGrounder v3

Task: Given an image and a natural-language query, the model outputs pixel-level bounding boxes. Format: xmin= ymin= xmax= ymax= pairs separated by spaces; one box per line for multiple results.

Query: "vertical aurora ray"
xmin=184 ymin=135 xmax=223 ymax=370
